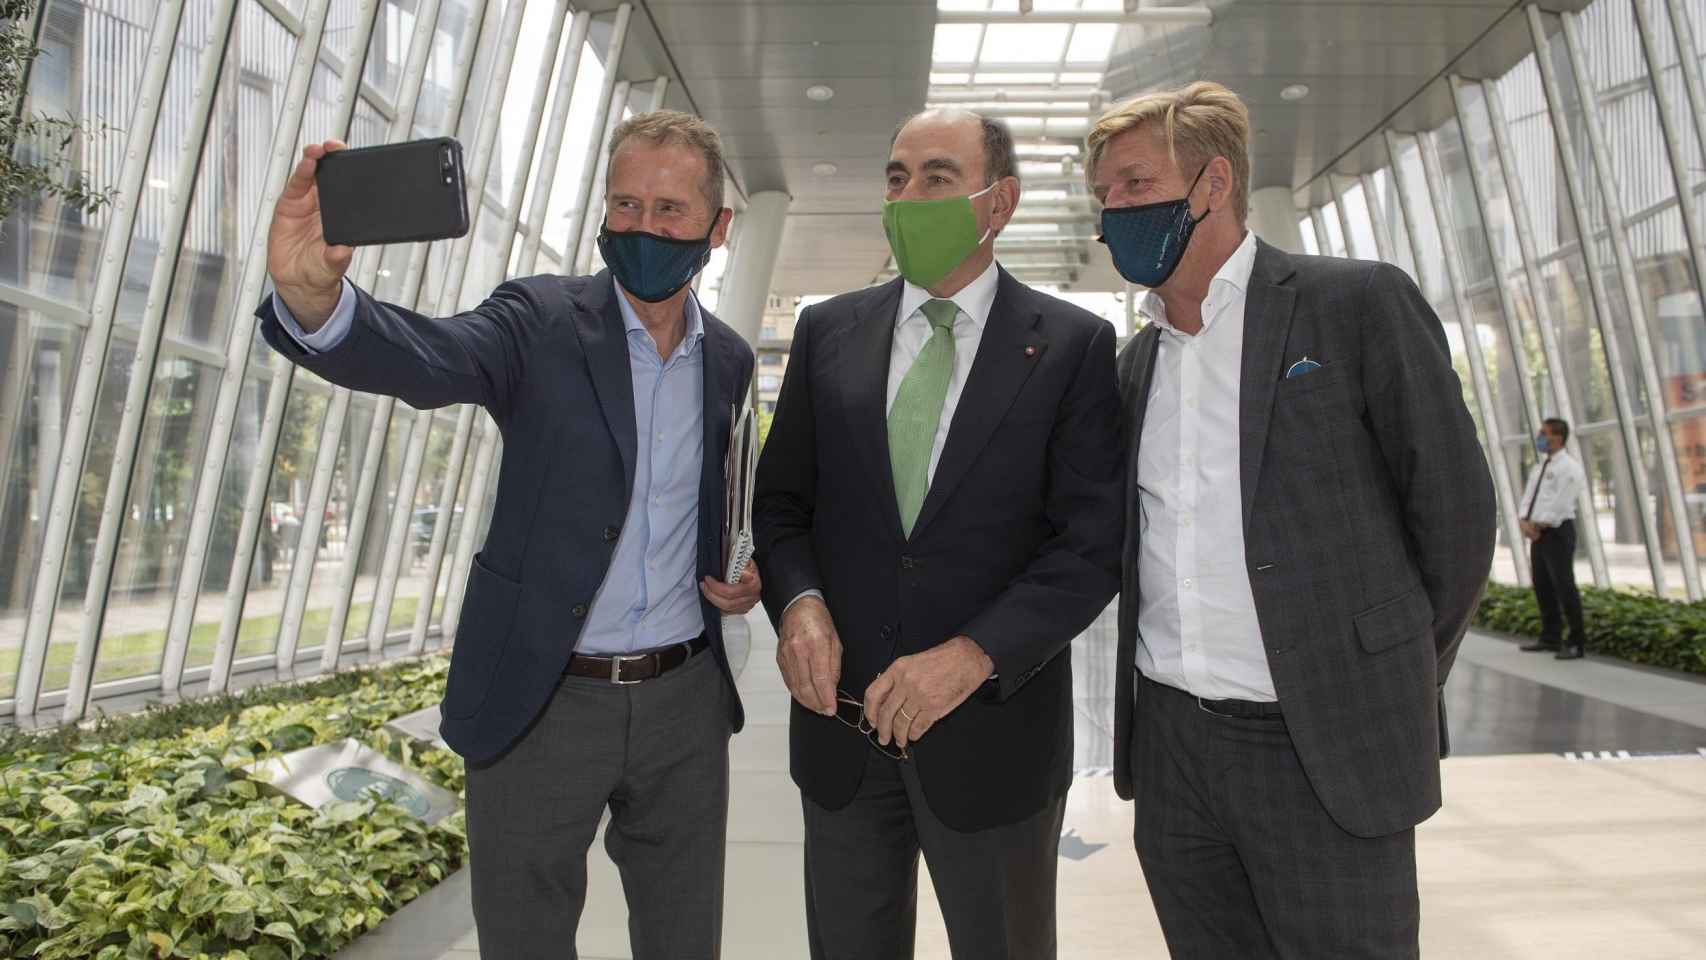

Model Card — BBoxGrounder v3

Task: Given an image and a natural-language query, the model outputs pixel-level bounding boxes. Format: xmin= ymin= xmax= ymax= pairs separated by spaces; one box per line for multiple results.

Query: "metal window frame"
xmin=1357 ymin=172 xmax=1396 ymax=264
xmin=1443 ymin=78 xmax=1548 ymax=454
xmin=409 ymin=0 xmax=581 ymax=655
xmin=1527 ymin=4 xmax=1673 ymax=596
xmin=363 ymin=0 xmax=532 ymax=662
xmin=1665 ymin=0 xmax=1706 ymax=165
xmin=1328 ymin=175 xmax=1363 ymax=260
xmin=304 ymin=0 xmax=495 ymax=676
xmin=442 ymin=11 xmax=597 ymax=642
xmin=12 ymin=0 xmax=194 ymax=719
xmin=1308 ymin=206 xmax=1334 ymax=259
xmin=272 ymin=0 xmax=446 ymax=678
xmin=1561 ymin=7 xmax=1702 ymax=599
xmin=1387 ymin=128 xmax=1533 ymax=585
xmin=1475 ymin=73 xmax=1611 ymax=588
xmin=573 ymin=79 xmax=630 ymax=275
xmin=562 ymin=4 xmax=633 ymax=273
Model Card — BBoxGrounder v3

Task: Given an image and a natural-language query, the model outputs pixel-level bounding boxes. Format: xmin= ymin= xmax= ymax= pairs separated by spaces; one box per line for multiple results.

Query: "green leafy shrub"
xmin=1474 ymin=582 xmax=1706 ymax=675
xmin=0 ymin=658 xmax=466 ymax=959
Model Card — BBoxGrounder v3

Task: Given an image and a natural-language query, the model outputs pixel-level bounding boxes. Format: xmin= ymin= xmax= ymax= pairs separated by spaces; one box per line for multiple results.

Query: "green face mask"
xmin=882 ymin=183 xmax=995 ymax=289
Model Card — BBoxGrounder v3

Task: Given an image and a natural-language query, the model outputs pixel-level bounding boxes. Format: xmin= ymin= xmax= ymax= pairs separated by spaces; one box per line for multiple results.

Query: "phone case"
xmin=316 ymin=137 xmax=470 ymax=247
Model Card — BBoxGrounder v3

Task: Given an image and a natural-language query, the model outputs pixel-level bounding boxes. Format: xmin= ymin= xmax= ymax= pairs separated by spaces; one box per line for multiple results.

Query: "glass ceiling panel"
xmin=1066 ymin=24 xmax=1118 ymax=62
xmin=933 ymin=24 xmax=983 ymax=61
xmin=980 ymin=24 xmax=1071 ymax=62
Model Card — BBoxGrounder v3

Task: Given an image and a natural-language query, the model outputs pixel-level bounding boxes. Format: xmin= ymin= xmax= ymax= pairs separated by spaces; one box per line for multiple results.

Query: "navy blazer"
xmin=257 ymin=270 xmax=755 ymax=764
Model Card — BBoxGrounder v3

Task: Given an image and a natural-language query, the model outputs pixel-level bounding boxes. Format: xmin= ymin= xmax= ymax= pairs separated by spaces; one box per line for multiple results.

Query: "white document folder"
xmin=723 ymin=389 xmax=759 ymax=584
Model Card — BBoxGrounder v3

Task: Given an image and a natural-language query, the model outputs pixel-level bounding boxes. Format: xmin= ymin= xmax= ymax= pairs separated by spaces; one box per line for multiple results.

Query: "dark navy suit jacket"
xmin=257 ymin=270 xmax=755 ymax=764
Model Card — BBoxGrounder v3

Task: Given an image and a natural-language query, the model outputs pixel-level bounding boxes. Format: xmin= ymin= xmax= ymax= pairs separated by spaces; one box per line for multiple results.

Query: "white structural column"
xmin=1389 ymin=129 xmax=1531 ymax=585
xmin=1527 ymin=5 xmax=1671 ymax=596
xmin=1561 ymin=10 xmax=1702 ymax=600
xmin=271 ymin=0 xmax=445 ymax=677
xmin=714 ymin=190 xmax=792 ymax=344
xmin=13 ymin=0 xmax=192 ymax=718
xmin=1478 ymin=75 xmax=1610 ymax=588
xmin=1247 ymin=186 xmax=1304 ymax=255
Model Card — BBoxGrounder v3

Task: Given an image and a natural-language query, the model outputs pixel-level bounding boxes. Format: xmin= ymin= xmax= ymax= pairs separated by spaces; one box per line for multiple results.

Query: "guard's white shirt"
xmin=1134 ymin=230 xmax=1275 ymax=702
xmin=1519 ymin=447 xmax=1585 ymax=528
xmin=888 ymin=258 xmax=998 ymax=483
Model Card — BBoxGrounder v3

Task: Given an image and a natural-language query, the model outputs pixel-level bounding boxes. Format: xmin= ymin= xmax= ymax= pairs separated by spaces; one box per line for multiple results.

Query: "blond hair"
xmin=607 ymin=109 xmax=727 ymax=213
xmin=1086 ymin=81 xmax=1251 ymax=223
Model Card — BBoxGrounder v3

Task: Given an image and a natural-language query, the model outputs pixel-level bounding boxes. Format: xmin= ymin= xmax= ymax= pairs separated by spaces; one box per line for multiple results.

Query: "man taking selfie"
xmin=257 ymin=110 xmax=758 ymax=958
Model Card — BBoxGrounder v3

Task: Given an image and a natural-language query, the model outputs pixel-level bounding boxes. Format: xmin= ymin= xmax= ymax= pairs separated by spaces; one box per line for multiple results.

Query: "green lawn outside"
xmin=0 ymin=595 xmax=445 ymax=700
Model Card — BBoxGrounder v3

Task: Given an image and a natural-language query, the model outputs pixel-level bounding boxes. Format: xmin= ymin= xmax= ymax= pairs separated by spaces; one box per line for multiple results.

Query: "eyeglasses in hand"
xmin=833 ymin=690 xmax=910 ymax=761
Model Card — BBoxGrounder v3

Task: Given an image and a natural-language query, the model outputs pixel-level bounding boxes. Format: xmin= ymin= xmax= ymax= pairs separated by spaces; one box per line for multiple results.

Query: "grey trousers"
xmin=1131 ymin=675 xmax=1420 ymax=959
xmin=464 ymin=649 xmax=731 ymax=959
xmin=802 ymin=746 xmax=1068 ymax=960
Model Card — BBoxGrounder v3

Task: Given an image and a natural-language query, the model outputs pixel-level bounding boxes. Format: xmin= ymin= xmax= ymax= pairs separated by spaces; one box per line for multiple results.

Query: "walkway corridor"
xmin=338 ymin=610 xmax=1706 ymax=959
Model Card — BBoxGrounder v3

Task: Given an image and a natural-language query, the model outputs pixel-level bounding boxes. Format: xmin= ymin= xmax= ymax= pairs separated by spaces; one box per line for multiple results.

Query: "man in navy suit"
xmin=258 ymin=111 xmax=759 ymax=959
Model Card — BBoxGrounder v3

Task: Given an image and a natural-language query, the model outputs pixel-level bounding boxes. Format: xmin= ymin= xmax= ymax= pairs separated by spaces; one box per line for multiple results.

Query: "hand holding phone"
xmin=266 ymin=139 xmax=357 ymax=332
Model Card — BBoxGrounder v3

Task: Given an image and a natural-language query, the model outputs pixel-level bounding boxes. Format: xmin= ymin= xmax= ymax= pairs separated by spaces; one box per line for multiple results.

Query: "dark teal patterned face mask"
xmin=1097 ymin=164 xmax=1209 ymax=288
xmin=597 ymin=220 xmax=714 ymax=302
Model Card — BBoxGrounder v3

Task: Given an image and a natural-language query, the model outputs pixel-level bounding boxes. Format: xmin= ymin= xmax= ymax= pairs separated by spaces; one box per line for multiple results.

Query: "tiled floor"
xmin=336 ymin=609 xmax=1706 ymax=960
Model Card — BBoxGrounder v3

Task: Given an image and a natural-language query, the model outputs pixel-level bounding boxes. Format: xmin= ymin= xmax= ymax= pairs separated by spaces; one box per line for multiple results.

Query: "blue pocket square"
xmin=1285 ymin=356 xmax=1323 ymax=379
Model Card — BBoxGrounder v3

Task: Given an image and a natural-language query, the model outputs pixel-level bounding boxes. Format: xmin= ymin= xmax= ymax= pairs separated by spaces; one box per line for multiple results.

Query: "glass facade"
xmin=1298 ymin=0 xmax=1706 ymax=599
xmin=0 ymin=0 xmax=684 ymax=720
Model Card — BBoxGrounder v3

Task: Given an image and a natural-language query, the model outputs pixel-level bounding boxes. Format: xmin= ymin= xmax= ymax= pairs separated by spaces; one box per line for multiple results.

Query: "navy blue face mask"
xmin=1097 ymin=164 xmax=1210 ymax=288
xmin=597 ymin=219 xmax=715 ymax=303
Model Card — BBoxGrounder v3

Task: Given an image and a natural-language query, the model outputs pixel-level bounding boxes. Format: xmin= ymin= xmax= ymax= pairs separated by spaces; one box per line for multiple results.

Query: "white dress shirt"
xmin=784 ymin=259 xmax=1000 ymax=615
xmin=1520 ymin=447 xmax=1585 ymax=528
xmin=1133 ymin=230 xmax=1276 ymax=702
xmin=887 ymin=258 xmax=999 ymax=482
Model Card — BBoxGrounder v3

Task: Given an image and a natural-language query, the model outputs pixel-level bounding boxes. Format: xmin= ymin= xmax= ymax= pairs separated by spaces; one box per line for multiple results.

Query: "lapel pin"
xmin=1024 ymin=345 xmax=1037 ymax=357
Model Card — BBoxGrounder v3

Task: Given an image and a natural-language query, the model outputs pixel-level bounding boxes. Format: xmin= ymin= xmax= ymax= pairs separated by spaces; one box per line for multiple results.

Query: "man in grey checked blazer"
xmin=1090 ymin=83 xmax=1497 ymax=957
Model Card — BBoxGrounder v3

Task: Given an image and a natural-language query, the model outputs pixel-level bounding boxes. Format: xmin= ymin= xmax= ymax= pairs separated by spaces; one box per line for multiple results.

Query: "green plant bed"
xmin=0 ymin=657 xmax=466 ymax=959
xmin=1474 ymin=582 xmax=1706 ymax=676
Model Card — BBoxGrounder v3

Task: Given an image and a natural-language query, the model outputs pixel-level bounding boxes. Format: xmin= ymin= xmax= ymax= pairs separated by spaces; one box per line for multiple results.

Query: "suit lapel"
xmin=910 ymin=267 xmax=1046 ymax=540
xmin=842 ymin=279 xmax=907 ymax=543
xmin=1238 ymin=240 xmax=1299 ymax=532
xmin=572 ymin=271 xmax=638 ymax=499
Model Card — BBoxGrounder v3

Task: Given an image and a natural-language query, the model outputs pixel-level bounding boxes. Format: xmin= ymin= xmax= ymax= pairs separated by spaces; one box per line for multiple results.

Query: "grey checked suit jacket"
xmin=1112 ymin=239 xmax=1497 ymax=838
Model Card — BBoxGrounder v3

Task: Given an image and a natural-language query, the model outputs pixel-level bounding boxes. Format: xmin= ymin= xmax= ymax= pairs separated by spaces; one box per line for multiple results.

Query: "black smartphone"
xmin=316 ymin=137 xmax=470 ymax=247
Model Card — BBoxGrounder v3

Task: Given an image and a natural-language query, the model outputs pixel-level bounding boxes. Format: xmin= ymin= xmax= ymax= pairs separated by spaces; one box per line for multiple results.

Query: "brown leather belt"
xmin=565 ymin=635 xmax=708 ymax=684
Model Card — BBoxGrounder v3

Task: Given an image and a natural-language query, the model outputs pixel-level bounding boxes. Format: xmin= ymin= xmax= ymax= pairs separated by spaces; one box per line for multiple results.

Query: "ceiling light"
xmin=805 ymin=84 xmax=834 ymax=102
xmin=811 ymin=161 xmax=838 ymax=176
xmin=1280 ymin=84 xmax=1310 ymax=101
xmin=147 ymin=178 xmax=169 ymax=190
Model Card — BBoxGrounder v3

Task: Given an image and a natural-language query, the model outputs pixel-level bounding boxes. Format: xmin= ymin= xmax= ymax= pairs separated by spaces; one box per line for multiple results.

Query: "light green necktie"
xmin=889 ymin=298 xmax=958 ymax=536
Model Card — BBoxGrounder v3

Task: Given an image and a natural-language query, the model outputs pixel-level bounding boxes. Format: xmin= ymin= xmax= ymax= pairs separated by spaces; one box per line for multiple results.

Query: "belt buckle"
xmin=609 ymin=653 xmax=646 ymax=685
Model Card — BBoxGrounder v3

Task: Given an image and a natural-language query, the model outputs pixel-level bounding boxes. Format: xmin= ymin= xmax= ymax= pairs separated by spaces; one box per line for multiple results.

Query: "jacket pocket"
xmin=1352 ymin=584 xmax=1434 ymax=654
xmin=442 ymin=552 xmax=523 ymax=719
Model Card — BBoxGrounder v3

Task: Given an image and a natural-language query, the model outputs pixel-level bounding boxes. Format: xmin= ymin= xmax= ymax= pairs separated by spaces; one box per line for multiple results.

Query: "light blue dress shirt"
xmin=269 ymin=276 xmax=707 ymax=655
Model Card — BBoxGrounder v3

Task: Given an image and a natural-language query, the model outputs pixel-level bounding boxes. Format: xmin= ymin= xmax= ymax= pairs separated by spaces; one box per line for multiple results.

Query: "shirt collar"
xmin=896 ymin=258 xmax=1000 ymax=331
xmin=1138 ymin=229 xmax=1259 ymax=336
xmin=613 ymin=276 xmax=705 ymax=358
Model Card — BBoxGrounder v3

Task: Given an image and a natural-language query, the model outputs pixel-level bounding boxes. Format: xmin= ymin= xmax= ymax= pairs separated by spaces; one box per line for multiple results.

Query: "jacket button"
xmin=880 ymin=625 xmax=894 ymax=641
xmin=603 ymin=525 xmax=620 ymax=542
xmin=572 ymin=603 xmax=589 ymax=618
xmin=900 ymin=555 xmax=916 ymax=570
